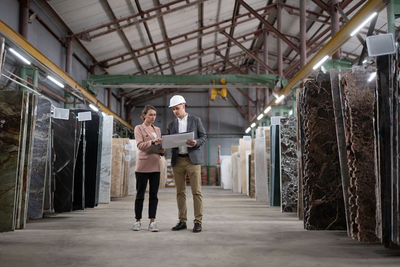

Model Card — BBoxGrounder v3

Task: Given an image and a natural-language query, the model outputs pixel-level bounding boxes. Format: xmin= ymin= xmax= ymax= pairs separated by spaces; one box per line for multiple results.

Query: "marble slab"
xmin=341 ymin=71 xmax=378 ymax=242
xmin=255 ymin=136 xmax=268 ymax=203
xmin=239 ymin=139 xmax=251 ymax=195
xmin=127 ymin=139 xmax=137 ymax=196
xmin=220 ymin=155 xmax=232 ymax=190
xmin=73 ymin=121 xmax=85 ymax=210
xmin=270 ymin=125 xmax=281 ymax=206
xmin=43 ymin=129 xmax=54 ymax=215
xmin=111 ymin=138 xmax=129 ymax=197
xmin=231 ymin=152 xmax=240 ymax=193
xmin=99 ymin=115 xmax=113 ymax=203
xmin=53 ymin=112 xmax=77 ymax=213
xmin=300 ymin=75 xmax=346 ymax=230
xmin=280 ymin=117 xmax=298 ymax=213
xmin=28 ymin=97 xmax=51 ymax=219
xmin=71 ymin=109 xmax=101 ymax=208
xmin=0 ymin=91 xmax=27 ymax=232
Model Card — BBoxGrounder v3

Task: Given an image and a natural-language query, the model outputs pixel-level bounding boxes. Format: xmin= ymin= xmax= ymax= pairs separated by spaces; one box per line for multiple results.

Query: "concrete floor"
xmin=1 ymin=187 xmax=399 ymax=267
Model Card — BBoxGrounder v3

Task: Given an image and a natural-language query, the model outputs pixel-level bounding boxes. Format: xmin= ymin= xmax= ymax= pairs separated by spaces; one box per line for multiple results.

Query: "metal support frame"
xmin=300 ymin=0 xmax=307 ymax=67
xmin=278 ymin=0 xmax=386 ymax=98
xmin=19 ymin=0 xmax=29 ymax=39
xmin=0 ymin=19 xmax=133 ymax=130
xmin=277 ymin=3 xmax=283 ymax=77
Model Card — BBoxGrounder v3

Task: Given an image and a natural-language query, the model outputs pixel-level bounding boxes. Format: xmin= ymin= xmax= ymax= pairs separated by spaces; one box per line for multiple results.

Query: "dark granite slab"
xmin=28 ymin=97 xmax=51 ymax=219
xmin=280 ymin=117 xmax=298 ymax=213
xmin=43 ymin=129 xmax=54 ymax=215
xmin=270 ymin=124 xmax=281 ymax=206
xmin=53 ymin=112 xmax=77 ymax=213
xmin=0 ymin=91 xmax=27 ymax=232
xmin=73 ymin=121 xmax=85 ymax=210
xmin=71 ymin=110 xmax=101 ymax=208
xmin=299 ymin=74 xmax=346 ymax=230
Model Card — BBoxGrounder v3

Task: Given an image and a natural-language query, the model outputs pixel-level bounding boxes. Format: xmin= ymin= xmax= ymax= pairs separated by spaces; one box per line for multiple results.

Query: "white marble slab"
xmin=220 ymin=155 xmax=232 ymax=190
xmin=255 ymin=137 xmax=268 ymax=203
xmin=98 ymin=115 xmax=113 ymax=204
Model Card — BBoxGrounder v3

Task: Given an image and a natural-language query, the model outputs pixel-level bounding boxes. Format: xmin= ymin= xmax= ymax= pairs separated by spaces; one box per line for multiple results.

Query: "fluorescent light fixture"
xmin=9 ymin=48 xmax=31 ymax=65
xmin=250 ymin=122 xmax=256 ymax=128
xmin=47 ymin=75 xmax=64 ymax=88
xmin=257 ymin=113 xmax=264 ymax=120
xmin=275 ymin=95 xmax=285 ymax=104
xmin=362 ymin=59 xmax=367 ymax=64
xmin=350 ymin=12 xmax=377 ymax=37
xmin=368 ymin=72 xmax=376 ymax=82
xmin=313 ymin=55 xmax=329 ymax=70
xmin=264 ymin=106 xmax=271 ymax=114
xmin=289 ymin=110 xmax=293 ymax=116
xmin=89 ymin=104 xmax=99 ymax=112
xmin=245 ymin=127 xmax=251 ymax=134
xmin=102 ymin=112 xmax=107 ymax=117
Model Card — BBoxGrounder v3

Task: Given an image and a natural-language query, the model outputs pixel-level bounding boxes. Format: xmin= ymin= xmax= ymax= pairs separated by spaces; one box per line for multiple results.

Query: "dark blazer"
xmin=167 ymin=114 xmax=207 ymax=166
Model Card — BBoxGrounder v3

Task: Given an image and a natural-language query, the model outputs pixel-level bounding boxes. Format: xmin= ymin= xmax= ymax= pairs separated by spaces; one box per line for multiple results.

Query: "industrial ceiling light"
xmin=257 ymin=113 xmax=264 ymax=120
xmin=362 ymin=59 xmax=367 ymax=64
xmin=89 ymin=104 xmax=99 ymax=112
xmin=275 ymin=95 xmax=285 ymax=104
xmin=245 ymin=127 xmax=251 ymax=134
xmin=368 ymin=72 xmax=376 ymax=82
xmin=264 ymin=106 xmax=271 ymax=114
xmin=102 ymin=112 xmax=107 ymax=116
xmin=289 ymin=110 xmax=293 ymax=116
xmin=350 ymin=12 xmax=377 ymax=37
xmin=250 ymin=122 xmax=256 ymax=128
xmin=47 ymin=75 xmax=64 ymax=88
xmin=8 ymin=48 xmax=31 ymax=65
xmin=312 ymin=55 xmax=329 ymax=70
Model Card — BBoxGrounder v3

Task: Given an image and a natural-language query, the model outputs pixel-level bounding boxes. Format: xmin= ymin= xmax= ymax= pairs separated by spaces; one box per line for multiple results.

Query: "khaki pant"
xmin=173 ymin=156 xmax=203 ymax=224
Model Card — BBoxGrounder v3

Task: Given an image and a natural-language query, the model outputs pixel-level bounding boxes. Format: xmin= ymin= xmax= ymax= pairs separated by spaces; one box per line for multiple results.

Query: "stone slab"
xmin=99 ymin=115 xmax=113 ymax=203
xmin=28 ymin=96 xmax=51 ymax=219
xmin=0 ymin=91 xmax=27 ymax=232
xmin=280 ymin=117 xmax=298 ymax=213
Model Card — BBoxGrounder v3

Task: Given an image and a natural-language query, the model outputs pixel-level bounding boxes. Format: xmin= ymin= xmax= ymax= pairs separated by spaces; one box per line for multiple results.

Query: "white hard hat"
xmin=169 ymin=95 xmax=186 ymax=107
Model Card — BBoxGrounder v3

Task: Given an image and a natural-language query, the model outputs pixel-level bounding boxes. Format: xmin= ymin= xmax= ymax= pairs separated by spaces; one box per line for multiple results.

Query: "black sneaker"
xmin=193 ymin=223 xmax=202 ymax=233
xmin=171 ymin=221 xmax=187 ymax=231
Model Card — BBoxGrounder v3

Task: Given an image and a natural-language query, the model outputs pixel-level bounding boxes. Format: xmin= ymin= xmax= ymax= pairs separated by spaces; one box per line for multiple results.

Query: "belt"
xmin=178 ymin=154 xmax=189 ymax=157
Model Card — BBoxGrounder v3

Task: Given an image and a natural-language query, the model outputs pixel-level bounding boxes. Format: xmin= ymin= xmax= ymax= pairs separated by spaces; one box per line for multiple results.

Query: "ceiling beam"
xmin=73 ymin=0 xmax=202 ymax=41
xmin=239 ymin=1 xmax=300 ymax=53
xmin=311 ymin=0 xmax=329 ymax=12
xmin=153 ymin=0 xmax=176 ymax=74
xmin=135 ymin=0 xmax=164 ymax=74
xmin=219 ymin=30 xmax=277 ymax=74
xmin=222 ymin=0 xmax=240 ymax=71
xmin=96 ymin=5 xmax=275 ymax=68
xmin=100 ymin=0 xmax=144 ymax=73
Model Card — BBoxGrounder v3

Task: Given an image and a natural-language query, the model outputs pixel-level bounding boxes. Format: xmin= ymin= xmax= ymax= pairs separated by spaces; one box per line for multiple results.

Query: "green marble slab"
xmin=0 ymin=91 xmax=27 ymax=232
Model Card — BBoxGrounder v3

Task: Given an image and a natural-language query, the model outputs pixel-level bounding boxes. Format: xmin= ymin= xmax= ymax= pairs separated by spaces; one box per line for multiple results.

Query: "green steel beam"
xmin=321 ymin=59 xmax=353 ymax=72
xmin=84 ymin=74 xmax=284 ymax=88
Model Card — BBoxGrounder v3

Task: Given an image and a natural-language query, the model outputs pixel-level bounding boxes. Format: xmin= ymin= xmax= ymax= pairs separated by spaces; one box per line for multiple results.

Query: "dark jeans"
xmin=134 ymin=172 xmax=160 ymax=220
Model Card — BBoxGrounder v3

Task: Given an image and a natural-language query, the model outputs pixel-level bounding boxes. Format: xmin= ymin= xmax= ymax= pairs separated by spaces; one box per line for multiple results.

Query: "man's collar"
xmin=177 ymin=113 xmax=188 ymax=121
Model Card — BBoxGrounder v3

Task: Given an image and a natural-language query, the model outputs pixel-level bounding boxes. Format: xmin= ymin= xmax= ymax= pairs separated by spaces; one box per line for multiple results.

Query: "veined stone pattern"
xmin=280 ymin=117 xmax=298 ymax=212
xmin=28 ymin=97 xmax=51 ymax=220
xmin=99 ymin=115 xmax=113 ymax=203
xmin=341 ymin=71 xmax=378 ymax=242
xmin=300 ymin=75 xmax=346 ymax=230
xmin=0 ymin=91 xmax=27 ymax=232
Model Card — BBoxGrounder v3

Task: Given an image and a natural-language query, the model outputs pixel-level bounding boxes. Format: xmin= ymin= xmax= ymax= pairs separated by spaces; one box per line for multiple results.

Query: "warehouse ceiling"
xmin=45 ymin=0 xmax=393 ymax=104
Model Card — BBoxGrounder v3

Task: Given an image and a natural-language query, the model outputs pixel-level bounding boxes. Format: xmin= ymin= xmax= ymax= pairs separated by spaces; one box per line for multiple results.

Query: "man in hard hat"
xmin=167 ymin=95 xmax=207 ymax=233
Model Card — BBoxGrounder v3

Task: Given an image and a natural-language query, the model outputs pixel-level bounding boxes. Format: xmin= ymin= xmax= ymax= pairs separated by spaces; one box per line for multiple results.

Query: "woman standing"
xmin=132 ymin=105 xmax=164 ymax=232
